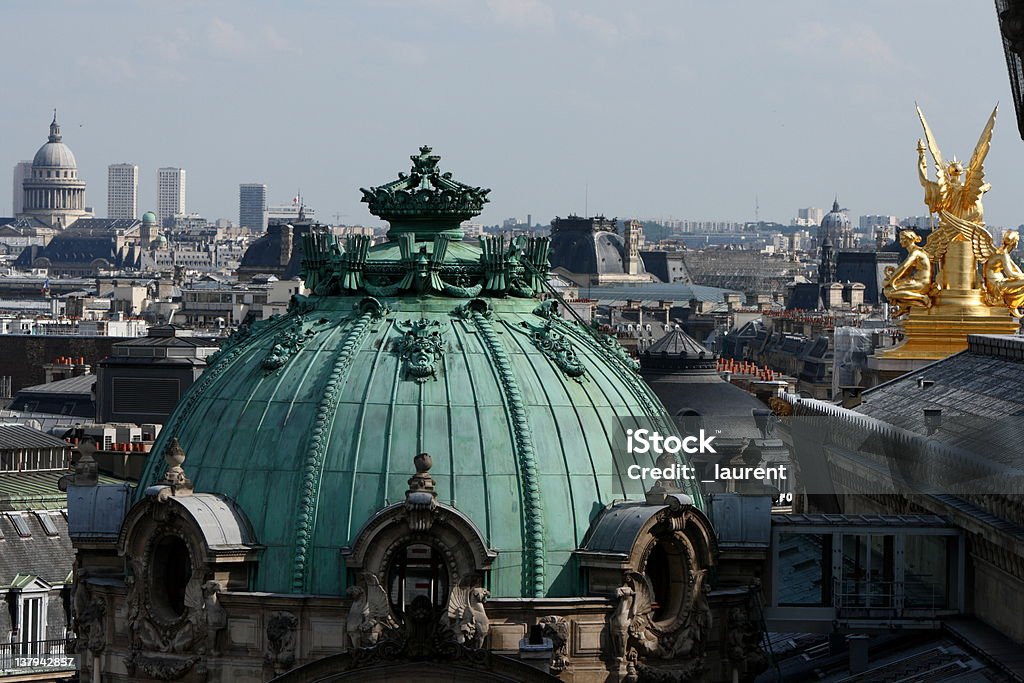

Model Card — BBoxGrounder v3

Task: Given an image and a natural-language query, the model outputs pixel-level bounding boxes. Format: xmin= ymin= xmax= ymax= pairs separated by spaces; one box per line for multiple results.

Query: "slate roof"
xmin=646 ymin=328 xmax=713 ymax=357
xmin=585 ymin=282 xmax=738 ymax=305
xmin=8 ymin=376 xmax=96 ymax=419
xmin=0 ymin=410 xmax=84 ymax=434
xmin=61 ymin=218 xmax=140 ymax=233
xmin=112 ymin=335 xmax=219 ymax=350
xmin=237 ymin=221 xmax=318 ymax=279
xmin=0 ymin=508 xmax=73 ymax=587
xmin=835 ymin=251 xmax=899 ymax=305
xmin=13 ymin=218 xmax=142 ymax=269
xmin=18 ymin=374 xmax=96 ymax=396
xmin=0 ymin=423 xmax=71 ymax=451
xmin=549 ymin=227 xmax=644 ymax=276
xmin=0 ymin=216 xmax=51 ymax=231
xmin=856 ymin=335 xmax=1024 ymax=455
xmin=580 ymin=501 xmax=665 ymax=556
xmin=0 ymin=470 xmax=121 ymax=512
xmin=786 ymin=282 xmax=822 ymax=310
xmin=640 ymin=327 xmax=770 ymax=431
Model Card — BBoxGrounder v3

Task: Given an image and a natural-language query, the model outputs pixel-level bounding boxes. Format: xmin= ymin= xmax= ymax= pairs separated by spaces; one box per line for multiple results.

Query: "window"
xmin=841 ymin=533 xmax=895 ymax=609
xmin=387 ymin=543 xmax=449 ymax=616
xmin=8 ymin=513 xmax=32 ymax=537
xmin=18 ymin=594 xmax=47 ymax=654
xmin=36 ymin=512 xmax=59 ymax=537
xmin=642 ymin=539 xmax=690 ymax=624
xmin=150 ymin=535 xmax=192 ymax=617
xmin=777 ymin=533 xmax=830 ymax=606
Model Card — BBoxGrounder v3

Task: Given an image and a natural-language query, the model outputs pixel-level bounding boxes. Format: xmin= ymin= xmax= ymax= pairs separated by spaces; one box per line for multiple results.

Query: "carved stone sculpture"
xmin=725 ymin=589 xmax=768 ymax=677
xmin=202 ymin=581 xmax=228 ymax=657
xmin=609 ymin=579 xmax=633 ymax=662
xmin=345 ymin=573 xmax=398 ymax=650
xmin=657 ymin=569 xmax=711 ymax=660
xmin=85 ymin=599 xmax=107 ymax=655
xmin=124 ymin=569 xmax=143 ymax=650
xmin=610 ymin=571 xmax=662 ymax=682
xmin=265 ymin=611 xmax=299 ymax=675
xmin=539 ymin=615 xmax=570 ymax=674
xmin=446 ymin=580 xmax=490 ymax=649
xmin=404 ymin=453 xmax=438 ymax=531
xmin=71 ymin=568 xmax=91 ymax=647
xmin=71 ymin=569 xmax=106 ymax=656
xmin=397 ymin=318 xmax=445 ymax=383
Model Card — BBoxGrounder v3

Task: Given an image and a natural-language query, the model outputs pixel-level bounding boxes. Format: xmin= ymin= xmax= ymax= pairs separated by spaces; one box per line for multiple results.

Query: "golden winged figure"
xmin=917 ymin=104 xmax=997 ymax=225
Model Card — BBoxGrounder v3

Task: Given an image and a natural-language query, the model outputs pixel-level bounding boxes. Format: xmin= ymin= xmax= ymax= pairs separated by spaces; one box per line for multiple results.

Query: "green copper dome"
xmin=137 ymin=149 xmax=701 ymax=599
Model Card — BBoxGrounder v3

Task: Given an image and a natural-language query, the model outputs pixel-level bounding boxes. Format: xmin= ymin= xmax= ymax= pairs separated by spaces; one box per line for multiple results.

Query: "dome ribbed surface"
xmin=32 ymin=141 xmax=77 ymax=169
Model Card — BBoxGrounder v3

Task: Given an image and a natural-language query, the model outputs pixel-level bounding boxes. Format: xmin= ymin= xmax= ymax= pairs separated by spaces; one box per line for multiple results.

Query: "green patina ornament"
xmin=137 ymin=148 xmax=701 ymax=599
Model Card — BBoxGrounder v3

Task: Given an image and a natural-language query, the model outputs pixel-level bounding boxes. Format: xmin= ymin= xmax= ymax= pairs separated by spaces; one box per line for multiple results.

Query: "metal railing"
xmin=832 ymin=576 xmax=947 ymax=617
xmin=833 ymin=577 xmax=900 ymax=610
xmin=0 ymin=638 xmax=76 ymax=673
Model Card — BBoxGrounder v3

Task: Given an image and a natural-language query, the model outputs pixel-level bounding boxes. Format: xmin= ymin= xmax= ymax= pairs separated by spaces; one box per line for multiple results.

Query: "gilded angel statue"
xmin=917 ymin=104 xmax=997 ymax=225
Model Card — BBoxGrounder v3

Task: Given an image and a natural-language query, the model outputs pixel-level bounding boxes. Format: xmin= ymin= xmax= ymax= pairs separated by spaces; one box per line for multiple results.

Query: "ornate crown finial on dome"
xmin=49 ymin=109 xmax=62 ymax=143
xmin=360 ymin=146 xmax=491 ymax=240
xmin=410 ymin=145 xmax=441 ymax=175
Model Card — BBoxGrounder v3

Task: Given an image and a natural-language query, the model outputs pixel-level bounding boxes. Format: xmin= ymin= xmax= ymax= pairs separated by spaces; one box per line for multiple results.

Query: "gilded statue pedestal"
xmin=875 ymin=298 xmax=1020 ymax=360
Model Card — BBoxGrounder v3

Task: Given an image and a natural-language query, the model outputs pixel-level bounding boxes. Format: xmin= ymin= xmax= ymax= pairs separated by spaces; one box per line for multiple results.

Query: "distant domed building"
xmin=67 ymin=148 xmax=767 ymax=682
xmin=18 ymin=112 xmax=90 ymax=229
xmin=549 ymin=215 xmax=655 ymax=286
xmin=817 ymin=198 xmax=853 ymax=250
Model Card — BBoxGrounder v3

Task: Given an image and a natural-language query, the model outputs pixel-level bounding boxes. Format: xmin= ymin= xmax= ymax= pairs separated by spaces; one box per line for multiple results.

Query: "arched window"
xmin=150 ymin=535 xmax=192 ymax=617
xmin=386 ymin=542 xmax=449 ymax=616
xmin=644 ymin=539 xmax=683 ymax=623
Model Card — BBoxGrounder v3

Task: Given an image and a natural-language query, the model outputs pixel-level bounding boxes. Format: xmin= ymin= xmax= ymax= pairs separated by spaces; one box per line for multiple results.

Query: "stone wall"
xmin=82 ymin=584 xmax=761 ymax=683
xmin=85 ymin=584 xmax=623 ymax=682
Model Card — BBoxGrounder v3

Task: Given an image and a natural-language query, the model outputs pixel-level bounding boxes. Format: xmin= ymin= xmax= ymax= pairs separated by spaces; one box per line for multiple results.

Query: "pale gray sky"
xmin=1 ymin=0 xmax=1021 ymax=227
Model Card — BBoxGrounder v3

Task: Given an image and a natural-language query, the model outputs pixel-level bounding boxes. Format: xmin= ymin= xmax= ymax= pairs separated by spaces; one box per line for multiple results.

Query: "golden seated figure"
xmin=883 ymin=230 xmax=934 ymax=318
xmin=984 ymin=230 xmax=1024 ymax=318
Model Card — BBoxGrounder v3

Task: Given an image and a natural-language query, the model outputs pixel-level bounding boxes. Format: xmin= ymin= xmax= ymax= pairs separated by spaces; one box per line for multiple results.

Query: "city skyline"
xmin=0 ymin=1 xmax=1022 ymax=228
